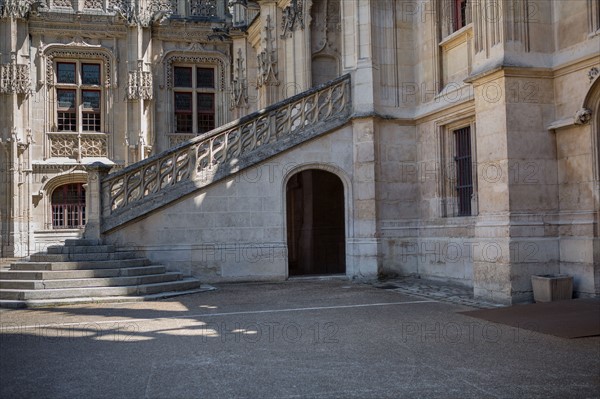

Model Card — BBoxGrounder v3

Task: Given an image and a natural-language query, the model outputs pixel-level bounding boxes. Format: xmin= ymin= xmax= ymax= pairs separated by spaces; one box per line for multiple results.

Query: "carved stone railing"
xmin=167 ymin=133 xmax=195 ymax=148
xmin=48 ymin=132 xmax=108 ymax=160
xmin=98 ymin=74 xmax=351 ymax=233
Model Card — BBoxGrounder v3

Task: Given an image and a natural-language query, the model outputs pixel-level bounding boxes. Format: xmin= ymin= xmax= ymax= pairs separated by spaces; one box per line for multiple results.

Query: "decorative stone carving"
xmin=574 ymin=108 xmax=592 ymax=125
xmin=0 ymin=54 xmax=31 ymax=94
xmin=190 ymin=0 xmax=216 ymax=17
xmin=49 ymin=132 xmax=108 ymax=159
xmin=112 ymin=0 xmax=172 ymax=27
xmin=281 ymin=0 xmax=303 ymax=38
xmin=168 ymin=133 xmax=195 ymax=147
xmin=589 ymin=67 xmax=599 ymax=82
xmin=127 ymin=60 xmax=153 ymax=100
xmin=230 ymin=48 xmax=248 ymax=109
xmin=257 ymin=15 xmax=279 ymax=87
xmin=1 ymin=0 xmax=45 ymax=18
xmin=164 ymin=54 xmax=226 ymax=89
xmin=52 ymin=0 xmax=72 ymax=8
xmin=311 ymin=0 xmax=341 ymax=55
xmin=45 ymin=46 xmax=113 ymax=88
xmin=84 ymin=0 xmax=102 ymax=9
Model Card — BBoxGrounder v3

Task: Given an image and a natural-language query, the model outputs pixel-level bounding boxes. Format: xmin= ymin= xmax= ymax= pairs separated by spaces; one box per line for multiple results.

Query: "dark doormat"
xmin=459 ymin=298 xmax=600 ymax=339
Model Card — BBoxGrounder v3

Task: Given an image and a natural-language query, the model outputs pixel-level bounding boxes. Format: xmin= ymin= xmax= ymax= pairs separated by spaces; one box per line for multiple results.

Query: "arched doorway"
xmin=286 ymin=169 xmax=345 ymax=276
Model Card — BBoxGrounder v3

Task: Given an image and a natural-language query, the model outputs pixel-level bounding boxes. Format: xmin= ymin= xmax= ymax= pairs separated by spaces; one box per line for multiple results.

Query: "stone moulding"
xmin=44 ymin=44 xmax=116 ymax=88
xmin=163 ymin=53 xmax=227 ymax=90
xmin=99 ymin=74 xmax=352 ymax=233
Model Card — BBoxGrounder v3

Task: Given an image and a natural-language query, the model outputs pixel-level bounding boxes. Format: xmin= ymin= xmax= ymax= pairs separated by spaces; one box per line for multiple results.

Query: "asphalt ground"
xmin=1 ymin=280 xmax=599 ymax=399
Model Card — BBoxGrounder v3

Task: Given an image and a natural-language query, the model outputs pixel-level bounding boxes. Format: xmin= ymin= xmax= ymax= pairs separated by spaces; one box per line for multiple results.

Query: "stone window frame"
xmin=439 ymin=0 xmax=472 ymax=40
xmin=51 ymin=182 xmax=87 ymax=229
xmin=44 ymin=46 xmax=115 ymax=159
xmin=39 ymin=171 xmax=88 ymax=231
xmin=172 ymin=65 xmax=217 ymax=134
xmin=163 ymin=53 xmax=229 ymax=136
xmin=438 ymin=116 xmax=478 ymax=218
xmin=54 ymin=60 xmax=104 ymax=133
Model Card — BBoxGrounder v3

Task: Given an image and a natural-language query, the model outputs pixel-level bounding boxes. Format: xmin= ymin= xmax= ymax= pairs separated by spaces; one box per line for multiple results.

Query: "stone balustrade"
xmin=85 ymin=74 xmax=351 ymax=236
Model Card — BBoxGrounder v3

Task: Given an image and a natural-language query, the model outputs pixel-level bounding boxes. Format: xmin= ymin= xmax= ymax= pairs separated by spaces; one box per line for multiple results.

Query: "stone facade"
xmin=1 ymin=0 xmax=599 ymax=304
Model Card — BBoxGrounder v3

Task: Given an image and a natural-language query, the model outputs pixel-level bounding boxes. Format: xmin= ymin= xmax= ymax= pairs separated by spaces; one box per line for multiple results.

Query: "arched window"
xmin=51 ymin=183 xmax=86 ymax=229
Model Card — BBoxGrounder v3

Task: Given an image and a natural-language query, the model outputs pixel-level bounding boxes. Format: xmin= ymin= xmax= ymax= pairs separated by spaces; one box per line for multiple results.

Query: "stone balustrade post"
xmin=83 ymin=162 xmax=112 ymax=240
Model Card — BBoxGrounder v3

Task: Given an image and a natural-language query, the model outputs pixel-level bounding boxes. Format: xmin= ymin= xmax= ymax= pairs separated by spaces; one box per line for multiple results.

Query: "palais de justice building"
xmin=1 ymin=0 xmax=599 ymax=303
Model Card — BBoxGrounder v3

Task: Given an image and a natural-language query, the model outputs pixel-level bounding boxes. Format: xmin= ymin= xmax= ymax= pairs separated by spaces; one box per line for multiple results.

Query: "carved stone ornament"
xmin=230 ymin=48 xmax=248 ymax=109
xmin=49 ymin=132 xmax=108 ymax=159
xmin=257 ymin=15 xmax=279 ymax=87
xmin=127 ymin=60 xmax=153 ymax=100
xmin=281 ymin=0 xmax=303 ymax=38
xmin=589 ymin=67 xmax=599 ymax=82
xmin=574 ymin=108 xmax=592 ymax=125
xmin=45 ymin=46 xmax=114 ymax=88
xmin=84 ymin=0 xmax=102 ymax=9
xmin=164 ymin=54 xmax=226 ymax=90
xmin=0 ymin=54 xmax=31 ymax=94
xmin=0 ymin=0 xmax=46 ymax=19
xmin=190 ymin=0 xmax=216 ymax=17
xmin=111 ymin=0 xmax=173 ymax=27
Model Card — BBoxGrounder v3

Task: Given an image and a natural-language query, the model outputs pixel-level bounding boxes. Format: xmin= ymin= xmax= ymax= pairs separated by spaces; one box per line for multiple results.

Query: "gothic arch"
xmin=40 ymin=171 xmax=88 ymax=229
xmin=582 ymin=73 xmax=600 ymax=184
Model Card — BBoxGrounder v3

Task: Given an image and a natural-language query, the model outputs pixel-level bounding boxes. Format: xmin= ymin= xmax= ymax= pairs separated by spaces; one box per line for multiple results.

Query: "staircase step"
xmin=29 ymin=251 xmax=139 ymax=262
xmin=0 ymin=278 xmax=202 ymax=300
xmin=0 ymin=284 xmax=216 ymax=308
xmin=64 ymin=239 xmax=103 ymax=246
xmin=47 ymin=245 xmax=116 ymax=254
xmin=0 ymin=272 xmax=182 ymax=290
xmin=0 ymin=265 xmax=166 ymax=280
xmin=10 ymin=258 xmax=152 ymax=271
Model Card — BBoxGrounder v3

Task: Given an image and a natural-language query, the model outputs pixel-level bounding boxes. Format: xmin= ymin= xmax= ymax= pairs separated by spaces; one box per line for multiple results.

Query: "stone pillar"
xmin=83 ymin=162 xmax=112 ymax=241
xmin=349 ymin=117 xmax=379 ymax=279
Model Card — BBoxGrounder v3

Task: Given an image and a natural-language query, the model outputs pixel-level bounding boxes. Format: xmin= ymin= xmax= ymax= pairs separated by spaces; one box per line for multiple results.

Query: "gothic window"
xmin=51 ymin=183 xmax=86 ymax=229
xmin=55 ymin=61 xmax=102 ymax=132
xmin=173 ymin=66 xmax=216 ymax=134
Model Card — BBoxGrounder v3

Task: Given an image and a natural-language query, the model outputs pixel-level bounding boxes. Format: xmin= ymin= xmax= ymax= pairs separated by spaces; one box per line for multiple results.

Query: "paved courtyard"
xmin=1 ymin=279 xmax=599 ymax=398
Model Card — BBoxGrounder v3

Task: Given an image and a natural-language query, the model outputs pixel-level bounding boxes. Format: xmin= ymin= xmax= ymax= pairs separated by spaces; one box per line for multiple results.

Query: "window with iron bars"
xmin=51 ymin=183 xmax=86 ymax=229
xmin=453 ymin=126 xmax=473 ymax=216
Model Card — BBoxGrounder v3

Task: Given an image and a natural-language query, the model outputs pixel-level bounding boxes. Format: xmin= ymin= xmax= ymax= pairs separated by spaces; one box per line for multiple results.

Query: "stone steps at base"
xmin=10 ymin=258 xmax=152 ymax=271
xmin=0 ymin=265 xmax=166 ymax=280
xmin=30 ymin=251 xmax=139 ymax=262
xmin=0 ymin=285 xmax=216 ymax=308
xmin=0 ymin=272 xmax=182 ymax=290
xmin=64 ymin=239 xmax=103 ymax=246
xmin=47 ymin=245 xmax=116 ymax=254
xmin=0 ymin=278 xmax=202 ymax=300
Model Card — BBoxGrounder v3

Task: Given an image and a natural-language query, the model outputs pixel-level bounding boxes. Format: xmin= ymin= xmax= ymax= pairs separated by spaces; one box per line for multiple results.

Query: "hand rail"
xmin=101 ymin=74 xmax=351 ymax=218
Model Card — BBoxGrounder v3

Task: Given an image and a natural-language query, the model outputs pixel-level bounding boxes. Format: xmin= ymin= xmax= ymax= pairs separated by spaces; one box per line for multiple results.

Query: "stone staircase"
xmin=0 ymin=239 xmax=206 ymax=308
